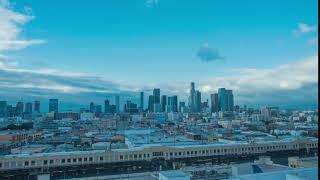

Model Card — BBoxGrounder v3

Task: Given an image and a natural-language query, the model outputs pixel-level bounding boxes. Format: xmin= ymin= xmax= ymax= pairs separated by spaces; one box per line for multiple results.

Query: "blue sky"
xmin=0 ymin=0 xmax=318 ymax=109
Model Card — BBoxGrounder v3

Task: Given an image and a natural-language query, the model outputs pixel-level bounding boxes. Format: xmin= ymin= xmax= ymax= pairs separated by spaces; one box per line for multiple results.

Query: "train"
xmin=0 ymin=137 xmax=317 ymax=172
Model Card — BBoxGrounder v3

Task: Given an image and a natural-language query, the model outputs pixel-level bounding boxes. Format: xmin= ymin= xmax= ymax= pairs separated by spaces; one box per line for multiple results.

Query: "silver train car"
xmin=0 ymin=137 xmax=317 ymax=171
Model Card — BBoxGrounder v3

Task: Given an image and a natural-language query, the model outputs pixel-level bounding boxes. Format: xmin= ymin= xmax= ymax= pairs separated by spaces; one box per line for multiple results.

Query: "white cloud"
xmin=145 ymin=0 xmax=159 ymax=7
xmin=0 ymin=59 xmax=137 ymax=94
xmin=0 ymin=54 xmax=317 ymax=108
xmin=293 ymin=23 xmax=318 ymax=37
xmin=297 ymin=23 xmax=317 ymax=33
xmin=0 ymin=0 xmax=46 ymax=52
xmin=199 ymin=55 xmax=318 ymax=93
xmin=196 ymin=43 xmax=224 ymax=62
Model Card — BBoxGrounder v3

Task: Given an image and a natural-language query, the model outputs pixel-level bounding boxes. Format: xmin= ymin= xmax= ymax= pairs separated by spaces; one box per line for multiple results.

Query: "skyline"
xmin=0 ymin=0 xmax=318 ymax=109
xmin=0 ymin=82 xmax=317 ymax=112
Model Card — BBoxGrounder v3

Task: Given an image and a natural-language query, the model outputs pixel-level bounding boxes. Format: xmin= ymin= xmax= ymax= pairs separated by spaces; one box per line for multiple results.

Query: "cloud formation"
xmin=0 ymin=55 xmax=317 ymax=109
xmin=293 ymin=23 xmax=318 ymax=46
xmin=0 ymin=59 xmax=133 ymax=94
xmin=0 ymin=0 xmax=46 ymax=52
xmin=197 ymin=55 xmax=318 ymax=108
xmin=196 ymin=43 xmax=224 ymax=62
xmin=296 ymin=23 xmax=317 ymax=33
xmin=199 ymin=55 xmax=317 ymax=92
xmin=145 ymin=0 xmax=159 ymax=8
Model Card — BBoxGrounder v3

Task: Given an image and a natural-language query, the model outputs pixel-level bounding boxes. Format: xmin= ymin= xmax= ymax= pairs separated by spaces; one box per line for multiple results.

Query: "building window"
xmin=73 ymin=158 xmax=76 ymax=163
xmin=62 ymin=159 xmax=66 ymax=163
xmin=31 ymin=161 xmax=35 ymax=166
xmin=100 ymin=157 xmax=103 ymax=161
xmin=84 ymin=157 xmax=87 ymax=162
xmin=50 ymin=160 xmax=54 ymax=164
xmin=89 ymin=157 xmax=93 ymax=161
xmin=25 ymin=161 xmax=29 ymax=166
xmin=78 ymin=158 xmax=82 ymax=162
xmin=67 ymin=159 xmax=71 ymax=163
xmin=43 ymin=160 xmax=47 ymax=165
xmin=120 ymin=155 xmax=123 ymax=160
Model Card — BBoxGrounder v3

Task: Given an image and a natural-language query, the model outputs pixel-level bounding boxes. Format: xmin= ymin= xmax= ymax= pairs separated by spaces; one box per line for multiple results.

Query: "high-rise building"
xmin=179 ymin=101 xmax=186 ymax=113
xmin=16 ymin=101 xmax=24 ymax=116
xmin=161 ymin=95 xmax=167 ymax=112
xmin=139 ymin=92 xmax=144 ymax=111
xmin=153 ymin=88 xmax=160 ymax=104
xmin=104 ymin=99 xmax=110 ymax=113
xmin=89 ymin=102 xmax=95 ymax=113
xmin=172 ymin=95 xmax=178 ymax=112
xmin=210 ymin=93 xmax=219 ymax=113
xmin=94 ymin=105 xmax=102 ymax=114
xmin=115 ymin=95 xmax=120 ymax=113
xmin=34 ymin=100 xmax=40 ymax=113
xmin=201 ymin=99 xmax=209 ymax=112
xmin=195 ymin=91 xmax=201 ymax=112
xmin=153 ymin=103 xmax=162 ymax=112
xmin=226 ymin=90 xmax=234 ymax=111
xmin=167 ymin=96 xmax=174 ymax=112
xmin=148 ymin=95 xmax=154 ymax=112
xmin=153 ymin=88 xmax=161 ymax=112
xmin=0 ymin=101 xmax=7 ymax=118
xmin=167 ymin=95 xmax=178 ymax=112
xmin=25 ymin=102 xmax=33 ymax=114
xmin=189 ymin=82 xmax=197 ymax=112
xmin=218 ymin=88 xmax=234 ymax=112
xmin=124 ymin=101 xmax=138 ymax=113
xmin=6 ymin=105 xmax=14 ymax=117
xmin=49 ymin=99 xmax=59 ymax=113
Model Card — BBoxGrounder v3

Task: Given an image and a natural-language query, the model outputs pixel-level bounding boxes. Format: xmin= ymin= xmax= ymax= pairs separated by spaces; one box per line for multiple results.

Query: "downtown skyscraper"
xmin=34 ymin=100 xmax=40 ymax=113
xmin=25 ymin=102 xmax=33 ymax=114
xmin=210 ymin=93 xmax=219 ymax=113
xmin=189 ymin=82 xmax=201 ymax=113
xmin=152 ymin=88 xmax=161 ymax=112
xmin=189 ymin=82 xmax=196 ymax=112
xmin=49 ymin=99 xmax=59 ymax=113
xmin=148 ymin=95 xmax=154 ymax=112
xmin=218 ymin=88 xmax=234 ymax=112
xmin=139 ymin=92 xmax=144 ymax=111
xmin=161 ymin=95 xmax=167 ymax=112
